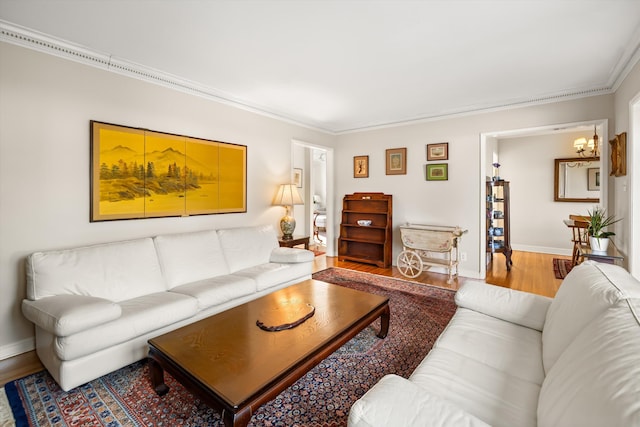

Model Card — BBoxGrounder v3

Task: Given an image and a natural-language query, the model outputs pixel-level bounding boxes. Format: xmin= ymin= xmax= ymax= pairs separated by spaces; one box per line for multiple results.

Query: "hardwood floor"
xmin=484 ymin=250 xmax=564 ymax=298
xmin=315 ymin=250 xmax=564 ymax=298
xmin=1 ymin=250 xmax=564 ymax=386
xmin=0 ymin=349 xmax=42 ymax=387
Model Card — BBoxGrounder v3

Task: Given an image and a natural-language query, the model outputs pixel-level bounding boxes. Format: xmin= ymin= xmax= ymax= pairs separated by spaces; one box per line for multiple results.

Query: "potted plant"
xmin=586 ymin=207 xmax=621 ymax=252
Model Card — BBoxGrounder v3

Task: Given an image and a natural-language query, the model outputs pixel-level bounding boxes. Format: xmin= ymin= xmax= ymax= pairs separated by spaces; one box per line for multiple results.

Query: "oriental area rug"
xmin=2 ymin=268 xmax=456 ymax=427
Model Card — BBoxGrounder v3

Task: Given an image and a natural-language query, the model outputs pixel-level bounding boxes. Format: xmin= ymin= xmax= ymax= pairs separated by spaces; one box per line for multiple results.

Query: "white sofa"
xmin=348 ymin=261 xmax=640 ymax=427
xmin=22 ymin=225 xmax=314 ymax=391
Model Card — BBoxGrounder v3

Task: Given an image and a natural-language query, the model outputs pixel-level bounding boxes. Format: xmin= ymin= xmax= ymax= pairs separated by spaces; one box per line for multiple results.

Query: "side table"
xmin=578 ymin=242 xmax=624 ymax=265
xmin=278 ymin=235 xmax=310 ymax=249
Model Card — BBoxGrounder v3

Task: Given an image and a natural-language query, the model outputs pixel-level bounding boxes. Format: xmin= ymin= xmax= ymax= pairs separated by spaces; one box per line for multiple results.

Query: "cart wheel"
xmin=397 ymin=250 xmax=423 ymax=278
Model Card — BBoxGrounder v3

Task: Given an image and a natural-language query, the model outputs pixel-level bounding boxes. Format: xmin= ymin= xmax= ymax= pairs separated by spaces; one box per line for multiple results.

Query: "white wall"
xmin=312 ymin=150 xmax=327 ymax=210
xmin=0 ymin=42 xmax=334 ymax=357
xmin=613 ymin=59 xmax=640 ymax=276
xmin=485 ymin=136 xmax=498 ymax=179
xmin=498 ymin=131 xmax=600 ymax=255
xmin=334 ymin=95 xmax=615 ymax=278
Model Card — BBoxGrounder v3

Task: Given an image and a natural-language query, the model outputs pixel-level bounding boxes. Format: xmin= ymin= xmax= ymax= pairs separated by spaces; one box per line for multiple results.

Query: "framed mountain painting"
xmin=90 ymin=121 xmax=246 ymax=221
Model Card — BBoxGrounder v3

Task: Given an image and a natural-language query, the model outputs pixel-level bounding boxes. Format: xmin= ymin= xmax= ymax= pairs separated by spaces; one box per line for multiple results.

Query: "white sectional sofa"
xmin=22 ymin=225 xmax=314 ymax=391
xmin=348 ymin=261 xmax=640 ymax=427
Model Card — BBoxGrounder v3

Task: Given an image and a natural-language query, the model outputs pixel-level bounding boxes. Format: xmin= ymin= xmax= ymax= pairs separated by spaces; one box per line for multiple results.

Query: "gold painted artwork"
xmin=91 ymin=121 xmax=246 ymax=221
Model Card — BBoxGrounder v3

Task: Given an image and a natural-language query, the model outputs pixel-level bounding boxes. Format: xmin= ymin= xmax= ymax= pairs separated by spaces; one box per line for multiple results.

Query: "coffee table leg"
xmin=377 ymin=304 xmax=390 ymax=338
xmin=222 ymin=407 xmax=252 ymax=427
xmin=148 ymin=356 xmax=170 ymax=396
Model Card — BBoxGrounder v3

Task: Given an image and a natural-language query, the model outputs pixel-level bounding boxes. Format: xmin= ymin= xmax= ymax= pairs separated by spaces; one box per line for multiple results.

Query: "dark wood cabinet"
xmin=338 ymin=193 xmax=392 ymax=267
xmin=486 ymin=180 xmax=513 ymax=270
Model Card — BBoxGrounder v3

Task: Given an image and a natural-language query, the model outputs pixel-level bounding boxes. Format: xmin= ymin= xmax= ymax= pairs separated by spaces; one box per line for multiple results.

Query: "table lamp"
xmin=273 ymin=184 xmax=304 ymax=239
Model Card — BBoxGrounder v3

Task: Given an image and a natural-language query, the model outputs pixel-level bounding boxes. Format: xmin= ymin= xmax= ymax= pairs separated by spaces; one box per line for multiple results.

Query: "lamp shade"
xmin=273 ymin=184 xmax=304 ymax=206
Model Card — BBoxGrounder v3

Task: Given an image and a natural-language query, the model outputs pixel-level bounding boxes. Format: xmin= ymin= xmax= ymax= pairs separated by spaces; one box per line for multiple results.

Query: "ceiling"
xmin=2 ymin=1 xmax=640 ymax=134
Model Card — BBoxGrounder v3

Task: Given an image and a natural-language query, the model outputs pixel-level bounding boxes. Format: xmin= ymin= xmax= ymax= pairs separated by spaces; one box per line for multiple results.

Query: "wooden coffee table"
xmin=147 ymin=279 xmax=390 ymax=427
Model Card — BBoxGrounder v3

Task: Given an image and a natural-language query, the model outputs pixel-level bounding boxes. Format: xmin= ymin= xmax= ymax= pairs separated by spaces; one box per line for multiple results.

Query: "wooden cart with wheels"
xmin=397 ymin=224 xmax=467 ymax=284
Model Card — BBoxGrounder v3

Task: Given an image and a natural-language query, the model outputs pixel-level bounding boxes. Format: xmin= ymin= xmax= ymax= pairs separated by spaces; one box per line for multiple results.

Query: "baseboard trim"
xmin=0 ymin=337 xmax=35 ymax=361
xmin=512 ymin=244 xmax=571 ymax=257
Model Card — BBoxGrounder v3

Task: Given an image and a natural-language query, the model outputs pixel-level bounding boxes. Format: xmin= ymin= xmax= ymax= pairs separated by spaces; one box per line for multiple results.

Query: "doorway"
xmin=292 ymin=140 xmax=335 ymax=256
xmin=479 ymin=120 xmax=608 ymax=279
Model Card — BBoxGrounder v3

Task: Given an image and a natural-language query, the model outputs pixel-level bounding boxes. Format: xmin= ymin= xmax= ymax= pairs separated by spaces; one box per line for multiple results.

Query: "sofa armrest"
xmin=348 ymin=374 xmax=490 ymax=427
xmin=455 ymin=280 xmax=552 ymax=331
xmin=22 ymin=295 xmax=121 ymax=336
xmin=269 ymin=247 xmax=315 ymax=263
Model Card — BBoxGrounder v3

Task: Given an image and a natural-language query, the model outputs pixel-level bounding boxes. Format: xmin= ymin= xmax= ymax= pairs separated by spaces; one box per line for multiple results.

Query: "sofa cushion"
xmin=538 ymin=298 xmax=640 ymax=427
xmin=55 ymin=292 xmax=198 ymax=360
xmin=455 ymin=280 xmax=551 ymax=331
xmin=270 ymin=247 xmax=315 ymax=263
xmin=22 ymin=295 xmax=121 ymax=336
xmin=217 ymin=225 xmax=279 ymax=272
xmin=409 ymin=347 xmax=539 ymax=427
xmin=434 ymin=308 xmax=544 ymax=385
xmin=233 ymin=262 xmax=310 ymax=291
xmin=348 ymin=374 xmax=491 ymax=427
xmin=542 ymin=261 xmax=640 ymax=373
xmin=154 ymin=230 xmax=230 ymax=289
xmin=169 ymin=274 xmax=256 ymax=310
xmin=26 ymin=238 xmax=166 ymax=302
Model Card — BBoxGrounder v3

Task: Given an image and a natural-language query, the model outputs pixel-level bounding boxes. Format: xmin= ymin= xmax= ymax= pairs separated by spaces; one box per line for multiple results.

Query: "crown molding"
xmin=0 ymin=20 xmax=115 ymax=69
xmin=0 ymin=20 xmax=334 ymax=134
xmin=1 ymin=19 xmax=635 ymax=135
xmin=335 ymin=87 xmax=613 ymax=134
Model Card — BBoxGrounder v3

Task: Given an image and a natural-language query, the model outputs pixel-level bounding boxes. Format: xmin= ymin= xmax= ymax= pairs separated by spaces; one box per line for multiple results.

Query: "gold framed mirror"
xmin=554 ymin=157 xmax=600 ymax=203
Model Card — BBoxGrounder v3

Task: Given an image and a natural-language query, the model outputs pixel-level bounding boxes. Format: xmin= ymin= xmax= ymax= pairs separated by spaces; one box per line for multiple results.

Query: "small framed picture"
xmin=426 ymin=163 xmax=448 ymax=181
xmin=353 ymin=155 xmax=369 ymax=178
xmin=587 ymin=168 xmax=600 ymax=191
xmin=426 ymin=143 xmax=448 ymax=161
xmin=386 ymin=148 xmax=407 ymax=175
xmin=293 ymin=168 xmax=303 ymax=188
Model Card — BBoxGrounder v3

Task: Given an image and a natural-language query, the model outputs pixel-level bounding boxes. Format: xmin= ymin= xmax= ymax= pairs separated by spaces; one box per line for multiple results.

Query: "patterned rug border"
xmin=3 ymin=382 xmax=24 ymax=427
xmin=0 ymin=386 xmax=18 ymax=427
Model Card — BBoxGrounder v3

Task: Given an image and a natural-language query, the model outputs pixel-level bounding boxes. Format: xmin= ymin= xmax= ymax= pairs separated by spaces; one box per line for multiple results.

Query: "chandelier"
xmin=573 ymin=125 xmax=599 ymax=157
